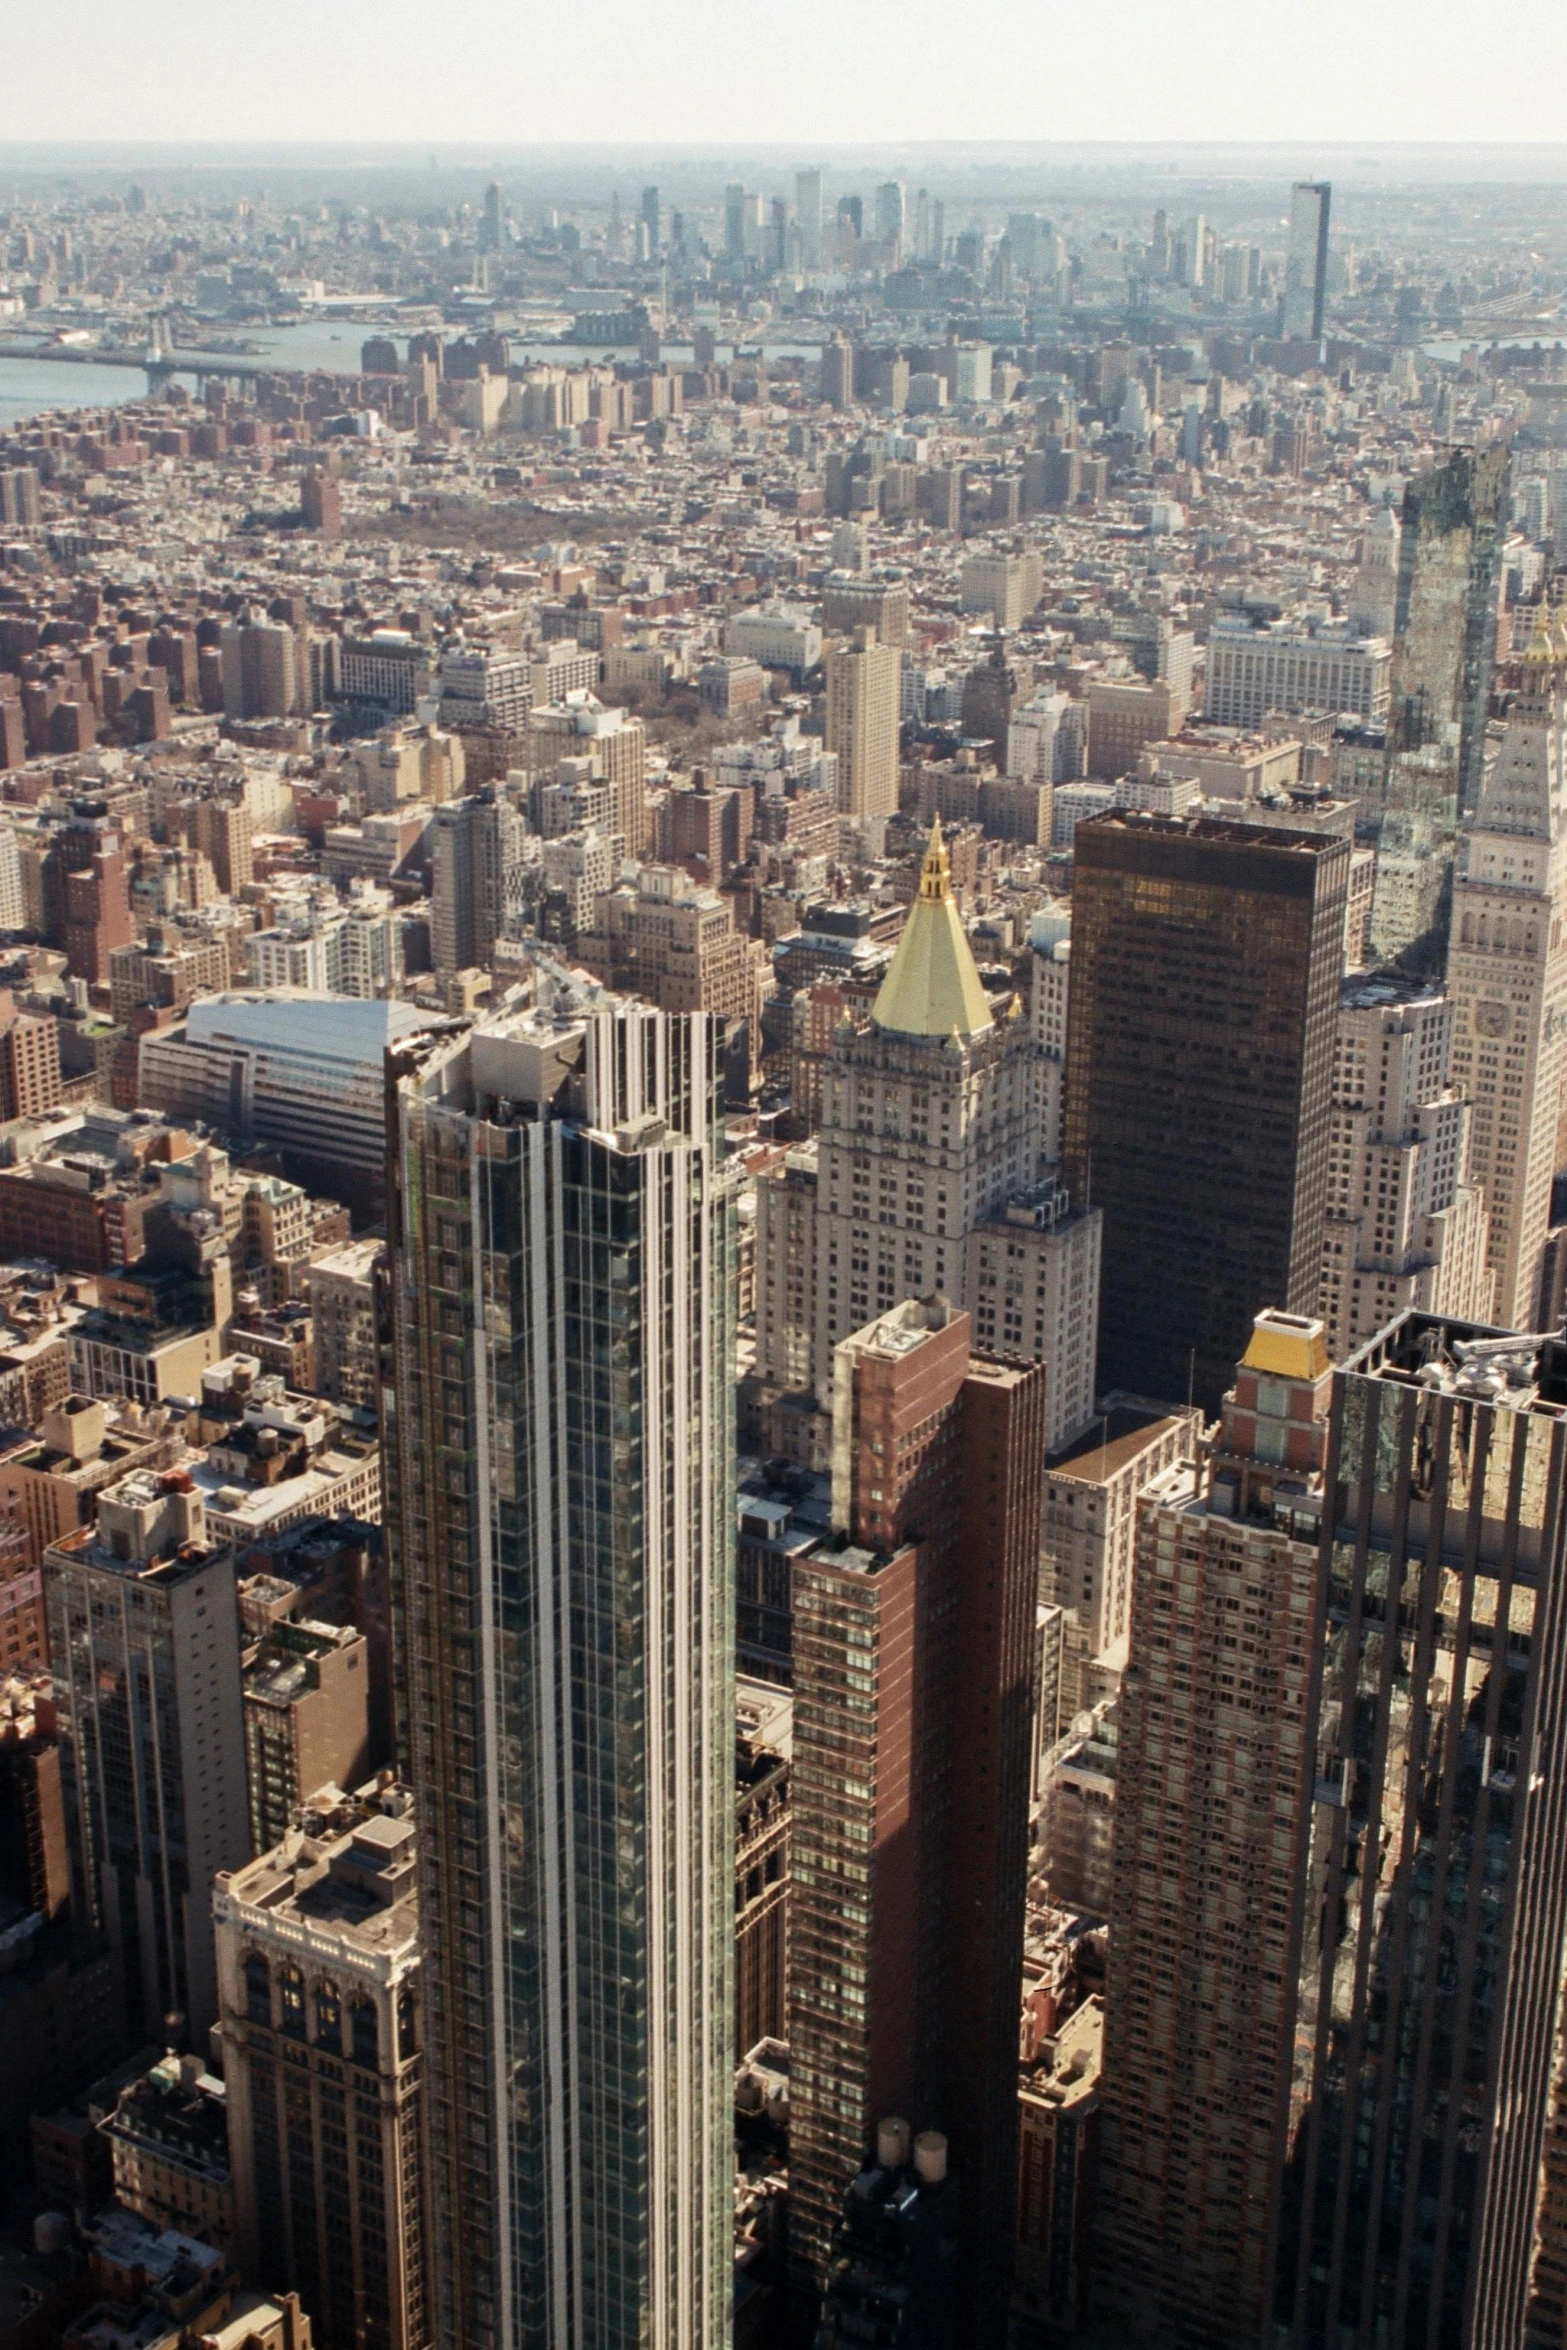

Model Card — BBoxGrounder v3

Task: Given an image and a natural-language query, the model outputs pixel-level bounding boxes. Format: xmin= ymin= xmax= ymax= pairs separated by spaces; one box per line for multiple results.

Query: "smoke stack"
xmin=876 ymin=2115 xmax=911 ymax=2169
xmin=913 ymin=2130 xmax=948 ymax=2184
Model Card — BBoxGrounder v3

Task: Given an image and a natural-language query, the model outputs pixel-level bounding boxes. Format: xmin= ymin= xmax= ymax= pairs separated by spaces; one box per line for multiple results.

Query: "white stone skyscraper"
xmin=1317 ymin=974 xmax=1493 ymax=1358
xmin=753 ymin=823 xmax=1100 ymax=1450
xmin=1446 ymin=621 xmax=1567 ymax=1327
xmin=1348 ymin=501 xmax=1401 ymax=639
xmin=386 ymin=977 xmax=734 ymax=2350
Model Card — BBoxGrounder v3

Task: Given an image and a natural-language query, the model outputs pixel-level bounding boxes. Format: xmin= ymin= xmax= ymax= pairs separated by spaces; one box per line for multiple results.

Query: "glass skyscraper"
xmin=1282 ymin=179 xmax=1331 ymax=342
xmin=1390 ymin=443 xmax=1510 ymax=817
xmin=385 ymin=979 xmax=735 ymax=2350
xmin=1371 ymin=445 xmax=1511 ymax=967
xmin=1063 ymin=812 xmax=1349 ymax=1415
xmin=1275 ymin=1314 xmax=1567 ymax=2350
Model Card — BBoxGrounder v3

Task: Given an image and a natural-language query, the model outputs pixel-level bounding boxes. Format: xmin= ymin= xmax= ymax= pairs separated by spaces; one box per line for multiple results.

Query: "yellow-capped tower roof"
xmin=1524 ymin=600 xmax=1559 ymax=682
xmin=870 ymin=817 xmax=995 ymax=1040
xmin=1550 ymin=583 xmax=1567 ymax=664
xmin=1240 ymin=1309 xmax=1330 ymax=1383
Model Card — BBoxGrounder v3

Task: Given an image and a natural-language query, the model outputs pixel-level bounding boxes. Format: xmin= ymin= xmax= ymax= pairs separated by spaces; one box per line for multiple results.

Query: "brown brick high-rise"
xmin=788 ymin=1297 xmax=1046 ymax=2342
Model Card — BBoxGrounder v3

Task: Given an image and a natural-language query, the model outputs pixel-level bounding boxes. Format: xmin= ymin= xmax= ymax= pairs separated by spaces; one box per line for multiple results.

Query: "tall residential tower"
xmin=825 ymin=628 xmax=901 ymax=826
xmin=45 ymin=1467 xmax=248 ymax=2045
xmin=1094 ymin=1311 xmax=1332 ymax=2348
xmin=385 ymin=982 xmax=735 ymax=2350
xmin=788 ymin=1297 xmax=1046 ymax=2342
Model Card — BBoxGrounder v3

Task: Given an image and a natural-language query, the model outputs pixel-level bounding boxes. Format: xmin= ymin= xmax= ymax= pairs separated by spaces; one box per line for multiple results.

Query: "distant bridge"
xmin=0 ymin=338 xmax=304 ymax=392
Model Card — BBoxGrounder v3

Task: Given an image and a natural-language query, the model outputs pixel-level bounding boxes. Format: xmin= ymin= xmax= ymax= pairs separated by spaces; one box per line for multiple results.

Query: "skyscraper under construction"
xmin=384 ymin=978 xmax=735 ymax=2350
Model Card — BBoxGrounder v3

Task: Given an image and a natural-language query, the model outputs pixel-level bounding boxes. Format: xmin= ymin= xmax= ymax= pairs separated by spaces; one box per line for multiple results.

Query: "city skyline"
xmin=6 ymin=110 xmax=1567 ymax=2350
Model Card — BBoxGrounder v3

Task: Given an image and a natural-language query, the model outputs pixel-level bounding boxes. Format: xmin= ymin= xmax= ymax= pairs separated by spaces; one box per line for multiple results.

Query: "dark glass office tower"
xmin=385 ymin=982 xmax=735 ymax=2350
xmin=1282 ymin=180 xmax=1331 ymax=341
xmin=1063 ymin=812 xmax=1348 ymax=1414
xmin=1275 ymin=1313 xmax=1567 ymax=2350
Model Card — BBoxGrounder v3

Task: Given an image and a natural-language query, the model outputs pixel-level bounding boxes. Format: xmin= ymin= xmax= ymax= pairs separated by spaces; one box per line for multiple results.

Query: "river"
xmin=0 ymin=316 xmax=822 ymax=432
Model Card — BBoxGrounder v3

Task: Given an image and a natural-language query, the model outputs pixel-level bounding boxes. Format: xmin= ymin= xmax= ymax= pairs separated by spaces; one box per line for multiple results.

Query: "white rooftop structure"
xmin=139 ymin=993 xmax=440 ymax=1178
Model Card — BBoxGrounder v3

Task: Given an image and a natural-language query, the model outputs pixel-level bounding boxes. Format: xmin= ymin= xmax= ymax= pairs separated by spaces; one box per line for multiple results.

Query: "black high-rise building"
xmin=1064 ymin=812 xmax=1348 ymax=1414
xmin=958 ymin=635 xmax=1021 ymax=757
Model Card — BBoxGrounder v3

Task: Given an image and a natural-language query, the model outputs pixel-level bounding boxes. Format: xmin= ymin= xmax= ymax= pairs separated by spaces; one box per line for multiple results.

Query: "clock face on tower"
xmin=1474 ymin=1001 xmax=1511 ymax=1039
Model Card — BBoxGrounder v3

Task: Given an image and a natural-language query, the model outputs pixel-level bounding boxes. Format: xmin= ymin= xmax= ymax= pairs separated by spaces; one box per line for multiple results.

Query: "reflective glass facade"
xmin=387 ymin=1002 xmax=734 ymax=2350
xmin=1370 ymin=449 xmax=1509 ymax=967
xmin=1282 ymin=181 xmax=1331 ymax=343
xmin=1388 ymin=446 xmax=1509 ymax=822
xmin=1275 ymin=1320 xmax=1567 ymax=2350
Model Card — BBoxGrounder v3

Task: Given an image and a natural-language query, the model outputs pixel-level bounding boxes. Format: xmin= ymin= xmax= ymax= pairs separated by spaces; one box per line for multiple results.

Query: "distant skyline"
xmin=7 ymin=0 xmax=1567 ymax=153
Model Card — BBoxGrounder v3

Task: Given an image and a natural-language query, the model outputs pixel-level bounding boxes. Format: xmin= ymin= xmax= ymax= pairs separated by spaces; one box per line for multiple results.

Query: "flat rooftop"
xmin=1340 ymin=969 xmax=1444 ymax=1011
xmin=1050 ymin=1406 xmax=1186 ymax=1483
xmin=1345 ymin=1311 xmax=1567 ymax=1417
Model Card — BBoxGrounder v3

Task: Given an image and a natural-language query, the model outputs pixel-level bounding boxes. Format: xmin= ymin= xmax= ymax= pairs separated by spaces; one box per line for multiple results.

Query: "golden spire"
xmin=918 ymin=813 xmax=952 ymax=901
xmin=1524 ymin=601 xmax=1558 ymax=683
xmin=870 ymin=817 xmax=994 ymax=1040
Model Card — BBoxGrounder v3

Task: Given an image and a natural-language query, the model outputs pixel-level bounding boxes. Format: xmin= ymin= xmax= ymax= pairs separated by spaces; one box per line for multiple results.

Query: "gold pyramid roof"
xmin=1524 ymin=601 xmax=1558 ymax=676
xmin=1241 ymin=1310 xmax=1329 ymax=1383
xmin=870 ymin=818 xmax=994 ymax=1040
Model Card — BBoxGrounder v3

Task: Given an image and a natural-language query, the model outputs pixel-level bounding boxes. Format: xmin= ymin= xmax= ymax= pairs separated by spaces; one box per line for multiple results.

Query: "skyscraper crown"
xmin=870 ymin=819 xmax=994 ymax=1039
xmin=1471 ymin=679 xmax=1561 ymax=846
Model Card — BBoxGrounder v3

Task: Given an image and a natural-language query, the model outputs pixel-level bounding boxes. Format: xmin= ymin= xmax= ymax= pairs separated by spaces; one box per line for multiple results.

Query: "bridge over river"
xmin=0 ymin=337 xmax=309 ymax=393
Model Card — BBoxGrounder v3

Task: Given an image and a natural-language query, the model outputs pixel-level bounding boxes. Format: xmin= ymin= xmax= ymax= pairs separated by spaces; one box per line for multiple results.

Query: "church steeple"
xmin=870 ymin=818 xmax=994 ymax=1039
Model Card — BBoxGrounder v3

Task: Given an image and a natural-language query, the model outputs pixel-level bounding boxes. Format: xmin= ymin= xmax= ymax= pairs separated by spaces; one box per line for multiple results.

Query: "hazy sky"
xmin=4 ymin=0 xmax=1565 ymax=150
